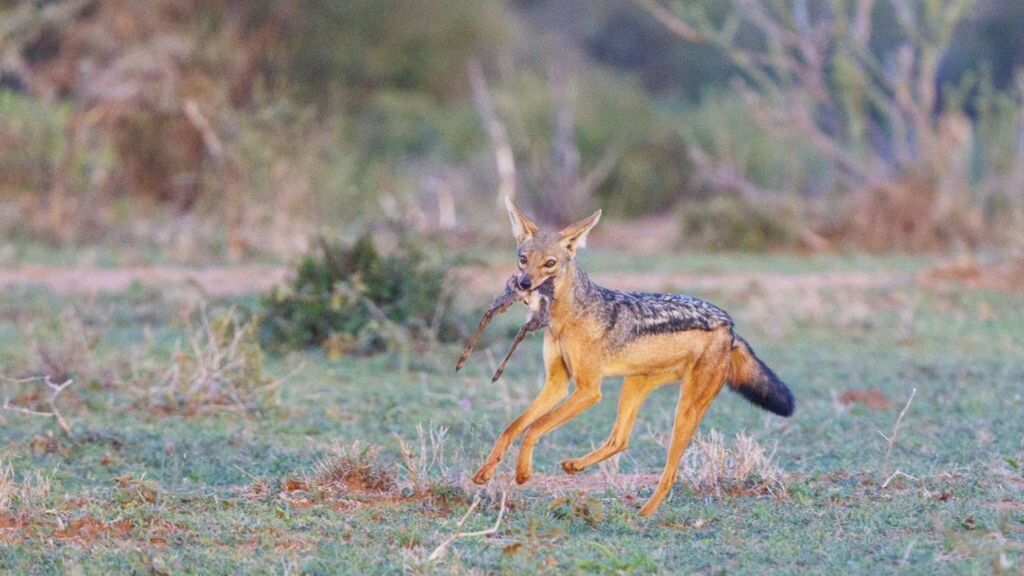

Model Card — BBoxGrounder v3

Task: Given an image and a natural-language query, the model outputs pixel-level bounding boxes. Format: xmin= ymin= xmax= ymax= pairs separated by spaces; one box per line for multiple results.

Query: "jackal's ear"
xmin=558 ymin=209 xmax=602 ymax=255
xmin=505 ymin=197 xmax=539 ymax=244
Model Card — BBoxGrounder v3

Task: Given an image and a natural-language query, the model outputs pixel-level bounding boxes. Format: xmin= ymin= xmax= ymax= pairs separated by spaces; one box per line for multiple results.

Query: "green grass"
xmin=0 ymin=255 xmax=1022 ymax=574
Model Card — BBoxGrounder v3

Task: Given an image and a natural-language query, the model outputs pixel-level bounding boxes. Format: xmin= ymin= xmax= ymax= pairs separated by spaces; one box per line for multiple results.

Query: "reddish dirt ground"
xmin=0 ymin=265 xmax=289 ymax=296
xmin=0 ymin=264 xmax=905 ymax=297
xmin=838 ymin=388 xmax=893 ymax=411
xmin=457 ymin=267 xmax=904 ymax=299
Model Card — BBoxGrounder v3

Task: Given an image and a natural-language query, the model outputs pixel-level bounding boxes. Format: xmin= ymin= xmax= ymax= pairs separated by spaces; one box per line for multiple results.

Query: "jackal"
xmin=470 ymin=198 xmax=794 ymax=517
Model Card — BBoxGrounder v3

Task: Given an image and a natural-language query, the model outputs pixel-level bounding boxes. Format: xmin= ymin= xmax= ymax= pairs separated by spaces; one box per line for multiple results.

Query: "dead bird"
xmin=455 ymin=275 xmax=552 ymax=378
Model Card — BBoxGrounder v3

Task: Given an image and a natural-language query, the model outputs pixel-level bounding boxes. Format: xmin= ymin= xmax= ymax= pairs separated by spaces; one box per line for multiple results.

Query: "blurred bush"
xmin=0 ymin=91 xmax=68 ymax=197
xmin=679 ymin=196 xmax=800 ymax=252
xmin=1 ymin=0 xmax=1023 ymax=255
xmin=260 ymin=234 xmax=457 ymax=356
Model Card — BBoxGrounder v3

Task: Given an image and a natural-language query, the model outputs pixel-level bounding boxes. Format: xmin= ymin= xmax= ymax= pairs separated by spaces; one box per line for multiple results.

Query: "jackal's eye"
xmin=544 ymin=259 xmax=557 ymax=268
xmin=519 ymin=255 xmax=528 ymax=265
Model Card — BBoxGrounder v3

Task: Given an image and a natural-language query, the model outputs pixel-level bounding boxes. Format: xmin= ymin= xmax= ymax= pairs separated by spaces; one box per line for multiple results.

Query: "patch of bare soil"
xmin=0 ymin=263 xmax=906 ymax=298
xmin=839 ymin=388 xmax=892 ymax=411
xmin=274 ymin=476 xmax=470 ymax=515
xmin=0 ymin=265 xmax=288 ymax=295
xmin=53 ymin=517 xmax=134 ymax=543
xmin=590 ymin=214 xmax=682 ymax=255
xmin=502 ymin=472 xmax=663 ymax=496
xmin=456 ymin=266 xmax=905 ymax=301
xmin=0 ymin=511 xmax=178 ymax=547
xmin=921 ymin=255 xmax=1024 ymax=293
xmin=0 ymin=513 xmax=29 ymax=543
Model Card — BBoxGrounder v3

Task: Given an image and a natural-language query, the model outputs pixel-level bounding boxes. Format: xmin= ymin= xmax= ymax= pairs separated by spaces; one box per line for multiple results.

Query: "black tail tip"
xmin=736 ymin=382 xmax=795 ymax=417
xmin=734 ymin=360 xmax=795 ymax=417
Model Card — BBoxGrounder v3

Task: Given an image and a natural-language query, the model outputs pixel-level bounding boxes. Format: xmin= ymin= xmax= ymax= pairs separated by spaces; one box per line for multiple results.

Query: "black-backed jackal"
xmin=470 ymin=199 xmax=795 ymax=517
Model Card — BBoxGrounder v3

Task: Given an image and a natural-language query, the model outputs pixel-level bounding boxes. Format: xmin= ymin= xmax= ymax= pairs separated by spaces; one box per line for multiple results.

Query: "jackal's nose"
xmin=517 ymin=276 xmax=532 ymax=290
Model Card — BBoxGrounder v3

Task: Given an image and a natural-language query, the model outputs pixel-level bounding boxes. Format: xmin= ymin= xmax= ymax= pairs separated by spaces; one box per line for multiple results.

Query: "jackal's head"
xmin=505 ymin=197 xmax=601 ymax=292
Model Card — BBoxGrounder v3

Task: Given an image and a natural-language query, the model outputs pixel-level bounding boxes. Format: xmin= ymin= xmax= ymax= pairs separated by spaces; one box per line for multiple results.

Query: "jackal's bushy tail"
xmin=728 ymin=335 xmax=794 ymax=417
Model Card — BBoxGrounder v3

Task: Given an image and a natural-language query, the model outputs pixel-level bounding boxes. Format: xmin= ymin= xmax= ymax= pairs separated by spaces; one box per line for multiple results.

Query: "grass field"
xmin=0 ymin=253 xmax=1022 ymax=574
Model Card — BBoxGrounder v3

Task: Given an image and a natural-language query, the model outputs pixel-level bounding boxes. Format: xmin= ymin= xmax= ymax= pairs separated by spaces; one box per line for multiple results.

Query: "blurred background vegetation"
xmin=0 ymin=0 xmax=1022 ymax=260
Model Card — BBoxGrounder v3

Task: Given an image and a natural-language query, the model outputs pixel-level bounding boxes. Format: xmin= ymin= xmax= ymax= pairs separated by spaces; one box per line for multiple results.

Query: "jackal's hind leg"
xmin=638 ymin=352 xmax=730 ymax=517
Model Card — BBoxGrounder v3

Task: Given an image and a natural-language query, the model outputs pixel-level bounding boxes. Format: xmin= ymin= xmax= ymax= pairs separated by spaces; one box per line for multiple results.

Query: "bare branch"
xmin=851 ymin=0 xmax=877 ymax=47
xmin=881 ymin=470 xmax=919 ymax=489
xmin=879 ymin=387 xmax=917 ymax=484
xmin=546 ymin=50 xmax=583 ymax=224
xmin=688 ymin=145 xmax=832 ymax=252
xmin=1 ymin=376 xmax=74 ymax=437
xmin=688 ymin=145 xmax=773 ymax=202
xmin=467 ymin=58 xmax=517 ymax=206
xmin=427 ymin=491 xmax=507 ymax=562
xmin=630 ymin=0 xmax=705 ymax=43
xmin=183 ymin=99 xmax=226 ymax=164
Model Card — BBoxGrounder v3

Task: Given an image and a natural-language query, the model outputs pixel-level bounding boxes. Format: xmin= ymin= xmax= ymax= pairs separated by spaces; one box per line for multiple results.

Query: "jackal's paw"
xmin=514 ymin=468 xmax=531 ymax=485
xmin=471 ymin=466 xmax=495 ymax=485
xmin=560 ymin=459 xmax=583 ymax=475
xmin=637 ymin=503 xmax=658 ymax=518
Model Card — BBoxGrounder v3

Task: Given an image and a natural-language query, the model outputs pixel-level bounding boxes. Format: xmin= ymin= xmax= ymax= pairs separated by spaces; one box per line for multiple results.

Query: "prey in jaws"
xmin=455 ymin=275 xmax=553 ymax=382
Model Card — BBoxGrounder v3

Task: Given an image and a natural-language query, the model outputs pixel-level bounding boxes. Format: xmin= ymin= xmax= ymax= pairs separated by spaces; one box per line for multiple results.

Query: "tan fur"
xmin=472 ymin=200 xmax=744 ymax=517
xmin=730 ymin=339 xmax=760 ymax=386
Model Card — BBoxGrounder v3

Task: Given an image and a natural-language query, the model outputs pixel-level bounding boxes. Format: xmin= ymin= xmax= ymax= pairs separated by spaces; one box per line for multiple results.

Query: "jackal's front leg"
xmin=515 ymin=367 xmax=604 ymax=484
xmin=472 ymin=333 xmax=569 ymax=484
xmin=561 ymin=373 xmax=670 ymax=475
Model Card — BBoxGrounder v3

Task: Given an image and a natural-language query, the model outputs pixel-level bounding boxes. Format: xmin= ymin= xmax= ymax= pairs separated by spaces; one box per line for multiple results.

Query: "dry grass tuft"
xmin=308 ymin=441 xmax=397 ymax=495
xmin=678 ymin=431 xmax=786 ymax=497
xmin=395 ymin=425 xmax=452 ymax=493
xmin=28 ymin=308 xmax=97 ymax=384
xmin=18 ymin=307 xmax=122 ymax=390
xmin=0 ymin=460 xmax=52 ymax=512
xmin=145 ymin=307 xmax=285 ymax=414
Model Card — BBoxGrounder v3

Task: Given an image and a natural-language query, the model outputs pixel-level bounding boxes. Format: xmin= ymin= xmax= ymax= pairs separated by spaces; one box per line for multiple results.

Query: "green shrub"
xmin=0 ymin=90 xmax=70 ymax=196
xmin=679 ymin=196 xmax=800 ymax=252
xmin=260 ymin=234 xmax=456 ymax=355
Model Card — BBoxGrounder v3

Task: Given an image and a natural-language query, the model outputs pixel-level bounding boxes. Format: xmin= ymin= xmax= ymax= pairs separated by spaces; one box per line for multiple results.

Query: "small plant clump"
xmin=0 ymin=460 xmax=52 ymax=513
xmin=308 ymin=441 xmax=397 ymax=495
xmin=260 ymin=233 xmax=458 ymax=356
xmin=146 ymin=308 xmax=281 ymax=414
xmin=680 ymin=431 xmax=786 ymax=497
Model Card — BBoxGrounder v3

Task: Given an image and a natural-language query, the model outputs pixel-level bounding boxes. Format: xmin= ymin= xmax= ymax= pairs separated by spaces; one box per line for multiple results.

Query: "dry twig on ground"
xmin=879 ymin=387 xmax=918 ymax=487
xmin=427 ymin=491 xmax=507 ymax=562
xmin=1 ymin=376 xmax=74 ymax=437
